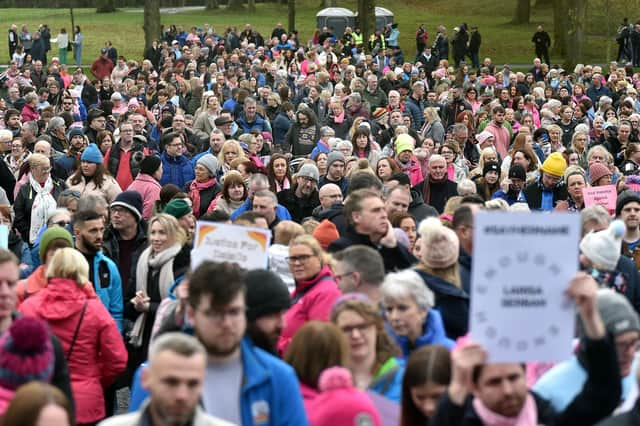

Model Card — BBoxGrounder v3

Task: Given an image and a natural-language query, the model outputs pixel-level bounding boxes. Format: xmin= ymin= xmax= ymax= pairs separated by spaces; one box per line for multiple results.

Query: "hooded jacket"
xmin=19 ymin=277 xmax=127 ymax=424
xmin=387 ymin=309 xmax=455 ymax=360
xmin=277 ymin=265 xmax=341 ymax=356
xmin=415 ymin=269 xmax=470 ymax=339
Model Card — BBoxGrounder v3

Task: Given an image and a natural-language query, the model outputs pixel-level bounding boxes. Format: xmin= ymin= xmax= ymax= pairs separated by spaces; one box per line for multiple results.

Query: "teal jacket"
xmin=90 ymin=250 xmax=123 ymax=332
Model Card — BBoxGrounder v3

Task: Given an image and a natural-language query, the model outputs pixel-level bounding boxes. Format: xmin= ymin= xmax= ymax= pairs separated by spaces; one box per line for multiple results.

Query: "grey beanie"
xmin=596 ymin=289 xmax=640 ymax=337
xmin=327 ymin=151 xmax=346 ymax=170
xmin=197 ymin=154 xmax=220 ymax=178
xmin=297 ymin=163 xmax=320 ymax=183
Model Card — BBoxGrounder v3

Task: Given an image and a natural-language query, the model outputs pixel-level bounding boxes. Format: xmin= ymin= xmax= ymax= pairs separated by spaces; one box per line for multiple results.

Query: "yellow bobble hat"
xmin=395 ymin=134 xmax=416 ymax=156
xmin=540 ymin=152 xmax=567 ymax=177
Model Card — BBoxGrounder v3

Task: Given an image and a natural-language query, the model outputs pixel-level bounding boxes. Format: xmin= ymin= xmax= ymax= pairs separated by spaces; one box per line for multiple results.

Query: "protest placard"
xmin=191 ymin=221 xmax=271 ymax=270
xmin=469 ymin=212 xmax=580 ymax=363
xmin=582 ymin=185 xmax=617 ymax=213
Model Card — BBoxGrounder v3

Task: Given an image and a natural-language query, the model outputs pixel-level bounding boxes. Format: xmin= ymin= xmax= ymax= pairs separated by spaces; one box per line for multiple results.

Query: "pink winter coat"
xmin=19 ymin=277 xmax=127 ymax=424
xmin=484 ymin=121 xmax=511 ymax=158
xmin=278 ymin=265 xmax=341 ymax=355
xmin=127 ymin=173 xmax=162 ymax=220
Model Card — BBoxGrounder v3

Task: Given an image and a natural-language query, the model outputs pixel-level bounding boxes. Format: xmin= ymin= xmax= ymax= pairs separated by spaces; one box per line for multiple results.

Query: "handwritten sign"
xmin=583 ymin=185 xmax=617 ymax=213
xmin=470 ymin=212 xmax=580 ymax=363
xmin=191 ymin=221 xmax=271 ymax=270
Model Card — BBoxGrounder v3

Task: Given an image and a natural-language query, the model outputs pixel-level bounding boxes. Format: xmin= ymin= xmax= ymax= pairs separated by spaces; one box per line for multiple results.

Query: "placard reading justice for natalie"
xmin=191 ymin=221 xmax=272 ymax=270
xmin=469 ymin=212 xmax=581 ymax=363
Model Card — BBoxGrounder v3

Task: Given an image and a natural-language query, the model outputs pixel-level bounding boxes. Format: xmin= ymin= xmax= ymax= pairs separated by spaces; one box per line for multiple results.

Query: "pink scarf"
xmin=333 ymin=111 xmax=345 ymax=124
xmin=473 ymin=393 xmax=537 ymax=426
xmin=275 ymin=177 xmax=291 ymax=193
xmin=189 ymin=178 xmax=217 ymax=218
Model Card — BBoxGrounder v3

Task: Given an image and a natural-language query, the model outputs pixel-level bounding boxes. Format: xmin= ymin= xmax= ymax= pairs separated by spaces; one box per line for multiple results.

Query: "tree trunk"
xmin=228 ymin=0 xmax=244 ymax=10
xmin=357 ymin=0 xmax=375 ymax=49
xmin=564 ymin=0 xmax=586 ymax=69
xmin=288 ymin=0 xmax=296 ymax=32
xmin=96 ymin=0 xmax=117 ymax=12
xmin=552 ymin=0 xmax=567 ymax=58
xmin=248 ymin=0 xmax=256 ymax=12
xmin=143 ymin=0 xmax=161 ymax=50
xmin=512 ymin=0 xmax=530 ymax=24
xmin=205 ymin=0 xmax=219 ymax=9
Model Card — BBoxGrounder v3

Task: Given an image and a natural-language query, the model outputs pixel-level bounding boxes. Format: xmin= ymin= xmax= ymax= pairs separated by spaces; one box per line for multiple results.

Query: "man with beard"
xmin=245 ymin=270 xmax=290 ymax=355
xmin=432 ymin=274 xmax=621 ymax=425
xmin=284 ymin=106 xmax=321 ymax=157
xmin=412 ymin=154 xmax=458 ymax=214
xmin=101 ymin=333 xmax=232 ymax=426
xmin=277 ymin=164 xmax=321 ymax=223
xmin=491 ymin=164 xmax=526 ymax=205
xmin=73 ymin=209 xmax=123 ymax=331
xmin=186 ymin=261 xmax=308 ymax=425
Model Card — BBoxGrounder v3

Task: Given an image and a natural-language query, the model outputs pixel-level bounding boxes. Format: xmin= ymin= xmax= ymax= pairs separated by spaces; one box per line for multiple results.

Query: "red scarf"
xmin=189 ymin=177 xmax=217 ymax=218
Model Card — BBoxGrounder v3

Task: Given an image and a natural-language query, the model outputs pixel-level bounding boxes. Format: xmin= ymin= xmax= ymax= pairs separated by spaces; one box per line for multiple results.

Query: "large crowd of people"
xmin=0 ymin=16 xmax=639 ymax=426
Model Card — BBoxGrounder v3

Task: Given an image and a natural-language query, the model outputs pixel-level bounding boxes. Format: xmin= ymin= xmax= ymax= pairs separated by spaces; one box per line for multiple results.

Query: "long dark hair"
xmin=400 ymin=345 xmax=451 ymax=426
xmin=69 ymin=161 xmax=108 ymax=187
xmin=351 ymin=127 xmax=372 ymax=156
xmin=267 ymin=153 xmax=292 ymax=191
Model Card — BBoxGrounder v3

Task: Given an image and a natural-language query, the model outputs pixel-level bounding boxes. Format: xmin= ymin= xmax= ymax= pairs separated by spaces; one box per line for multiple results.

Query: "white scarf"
xmin=129 ymin=243 xmax=182 ymax=347
xmin=28 ymin=173 xmax=56 ymax=244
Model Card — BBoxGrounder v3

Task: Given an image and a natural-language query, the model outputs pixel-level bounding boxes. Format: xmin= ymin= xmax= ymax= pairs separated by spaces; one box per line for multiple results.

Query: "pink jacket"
xmin=127 ymin=173 xmax=162 ymax=220
xmin=19 ymin=278 xmax=127 ymax=424
xmin=399 ymin=157 xmax=424 ymax=186
xmin=20 ymin=103 xmax=40 ymax=123
xmin=484 ymin=121 xmax=511 ymax=158
xmin=278 ymin=265 xmax=341 ymax=355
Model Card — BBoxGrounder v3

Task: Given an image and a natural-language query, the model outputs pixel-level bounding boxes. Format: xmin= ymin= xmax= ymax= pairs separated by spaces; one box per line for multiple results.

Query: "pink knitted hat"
xmin=308 ymin=367 xmax=382 ymax=426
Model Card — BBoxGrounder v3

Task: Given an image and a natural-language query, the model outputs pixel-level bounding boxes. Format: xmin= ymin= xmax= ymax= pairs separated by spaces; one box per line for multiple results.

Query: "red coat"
xmin=278 ymin=265 xmax=341 ymax=355
xmin=19 ymin=277 xmax=127 ymax=424
xmin=20 ymin=103 xmax=40 ymax=123
xmin=90 ymin=57 xmax=114 ymax=80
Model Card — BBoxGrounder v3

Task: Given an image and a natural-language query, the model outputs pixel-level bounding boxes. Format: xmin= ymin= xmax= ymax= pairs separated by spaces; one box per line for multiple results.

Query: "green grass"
xmin=0 ymin=0 xmax=625 ymax=68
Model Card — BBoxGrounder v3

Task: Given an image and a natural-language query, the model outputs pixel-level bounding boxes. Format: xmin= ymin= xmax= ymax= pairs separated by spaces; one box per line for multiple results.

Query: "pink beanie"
xmin=308 ymin=367 xmax=382 ymax=426
xmin=418 ymin=217 xmax=460 ymax=268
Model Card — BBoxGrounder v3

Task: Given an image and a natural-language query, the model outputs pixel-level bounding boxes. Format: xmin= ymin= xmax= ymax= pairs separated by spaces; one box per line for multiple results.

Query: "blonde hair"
xmin=28 ymin=153 xmax=50 ymax=170
xmin=149 ymin=213 xmax=187 ymax=247
xmin=289 ymin=234 xmax=332 ymax=266
xmin=46 ymin=248 xmax=89 ymax=285
xmin=274 ymin=221 xmax=305 ymax=245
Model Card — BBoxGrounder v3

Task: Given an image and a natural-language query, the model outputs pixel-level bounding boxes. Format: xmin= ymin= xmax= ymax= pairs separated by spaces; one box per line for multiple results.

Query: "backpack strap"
xmin=66 ymin=300 xmax=88 ymax=360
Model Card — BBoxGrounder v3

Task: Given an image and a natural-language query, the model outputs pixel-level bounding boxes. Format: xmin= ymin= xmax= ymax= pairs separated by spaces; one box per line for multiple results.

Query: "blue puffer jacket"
xmin=160 ymin=151 xmax=195 ymax=188
xmin=236 ymin=112 xmax=272 ymax=134
xmin=90 ymin=251 xmax=123 ymax=332
xmin=129 ymin=338 xmax=309 ymax=426
xmin=387 ymin=309 xmax=455 ymax=360
xmin=230 ymin=198 xmax=292 ymax=222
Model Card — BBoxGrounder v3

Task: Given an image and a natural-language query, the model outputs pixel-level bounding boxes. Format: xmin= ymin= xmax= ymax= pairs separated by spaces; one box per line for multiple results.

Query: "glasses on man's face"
xmin=63 ymin=102 xmax=73 ymax=106
xmin=287 ymin=254 xmax=314 ymax=264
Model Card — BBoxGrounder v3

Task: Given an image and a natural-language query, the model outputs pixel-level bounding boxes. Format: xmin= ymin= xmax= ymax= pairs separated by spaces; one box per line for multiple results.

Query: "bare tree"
xmin=206 ymin=0 xmax=219 ymax=9
xmin=357 ymin=0 xmax=375 ymax=46
xmin=513 ymin=0 xmax=530 ymax=24
xmin=143 ymin=0 xmax=161 ymax=49
xmin=288 ymin=0 xmax=295 ymax=33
